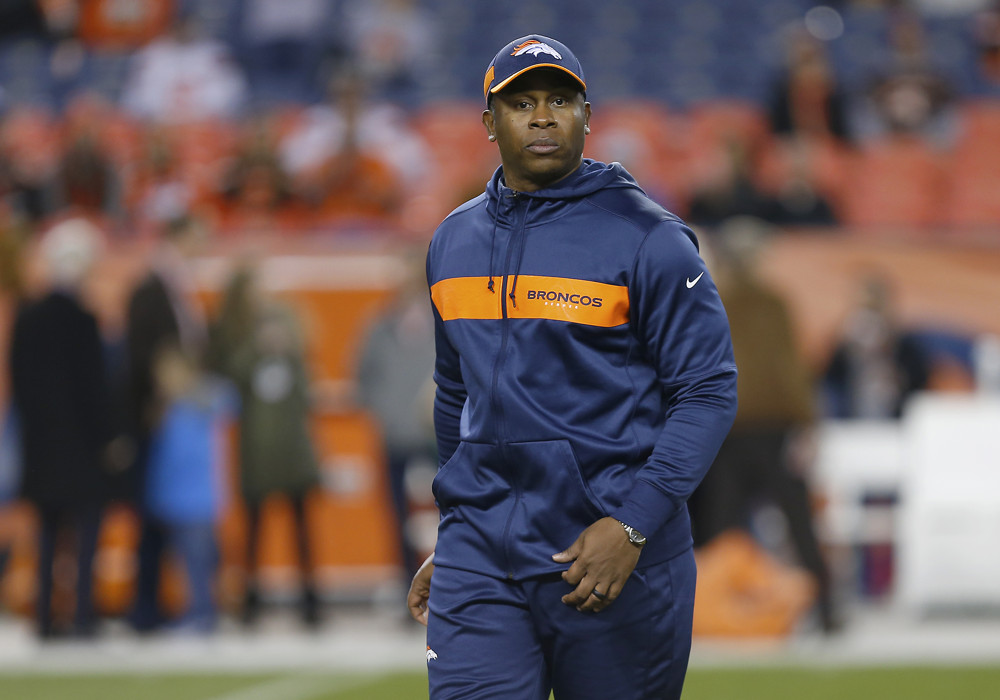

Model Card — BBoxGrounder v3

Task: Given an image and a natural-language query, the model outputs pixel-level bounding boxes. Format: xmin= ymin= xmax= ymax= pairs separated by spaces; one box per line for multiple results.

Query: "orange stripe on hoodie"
xmin=431 ymin=275 xmax=629 ymax=327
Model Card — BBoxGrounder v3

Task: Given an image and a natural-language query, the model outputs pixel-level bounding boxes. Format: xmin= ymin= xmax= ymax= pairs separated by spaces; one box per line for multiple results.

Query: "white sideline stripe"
xmin=205 ymin=674 xmax=373 ymax=700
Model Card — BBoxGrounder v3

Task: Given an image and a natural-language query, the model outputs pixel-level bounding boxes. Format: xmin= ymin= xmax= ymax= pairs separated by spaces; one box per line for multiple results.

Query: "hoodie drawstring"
xmin=487 ymin=199 xmax=501 ymax=293
xmin=507 ymin=198 xmax=531 ymax=309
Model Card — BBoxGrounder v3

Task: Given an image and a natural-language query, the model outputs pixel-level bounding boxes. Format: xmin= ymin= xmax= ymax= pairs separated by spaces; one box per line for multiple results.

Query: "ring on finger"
xmin=591 ymin=588 xmax=608 ymax=601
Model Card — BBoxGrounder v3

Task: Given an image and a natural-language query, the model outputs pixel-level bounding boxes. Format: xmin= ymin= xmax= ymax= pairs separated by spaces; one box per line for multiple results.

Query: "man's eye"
xmin=553 ymin=98 xmax=566 ymax=106
xmin=518 ymin=101 xmax=532 ymax=109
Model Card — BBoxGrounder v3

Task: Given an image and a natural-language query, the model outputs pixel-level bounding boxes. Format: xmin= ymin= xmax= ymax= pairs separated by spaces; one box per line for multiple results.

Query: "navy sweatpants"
xmin=426 ymin=548 xmax=697 ymax=699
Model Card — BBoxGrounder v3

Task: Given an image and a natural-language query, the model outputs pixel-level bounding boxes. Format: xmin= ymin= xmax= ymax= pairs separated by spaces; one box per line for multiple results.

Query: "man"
xmin=356 ymin=248 xmax=436 ymax=585
xmin=688 ymin=216 xmax=836 ymax=633
xmin=9 ymin=218 xmax=113 ymax=638
xmin=407 ymin=35 xmax=738 ymax=699
xmin=123 ymin=215 xmax=207 ymax=632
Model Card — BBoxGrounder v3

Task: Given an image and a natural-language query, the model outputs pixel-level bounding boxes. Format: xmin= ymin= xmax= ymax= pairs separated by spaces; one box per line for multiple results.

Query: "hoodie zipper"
xmin=492 ymin=190 xmax=527 ymax=579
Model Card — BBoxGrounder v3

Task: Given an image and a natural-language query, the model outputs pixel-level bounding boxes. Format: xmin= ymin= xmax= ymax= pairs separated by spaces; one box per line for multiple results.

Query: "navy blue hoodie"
xmin=427 ymin=159 xmax=737 ymax=580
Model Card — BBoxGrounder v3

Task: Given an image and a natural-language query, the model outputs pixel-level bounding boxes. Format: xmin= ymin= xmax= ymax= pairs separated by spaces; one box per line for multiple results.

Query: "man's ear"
xmin=583 ymin=102 xmax=592 ymax=134
xmin=482 ymin=110 xmax=497 ymax=142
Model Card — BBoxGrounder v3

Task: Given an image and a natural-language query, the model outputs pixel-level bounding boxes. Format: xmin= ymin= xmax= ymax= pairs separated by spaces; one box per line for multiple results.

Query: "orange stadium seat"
xmin=584 ymin=99 xmax=688 ymax=205
xmin=77 ymin=0 xmax=175 ymax=49
xmin=944 ymin=100 xmax=1000 ymax=228
xmin=686 ymin=99 xmax=770 ymax=154
xmin=956 ymin=99 xmax=1000 ymax=144
xmin=682 ymin=100 xmax=772 ymax=210
xmin=411 ymin=100 xmax=500 ymax=221
xmin=841 ymin=136 xmax=949 ymax=230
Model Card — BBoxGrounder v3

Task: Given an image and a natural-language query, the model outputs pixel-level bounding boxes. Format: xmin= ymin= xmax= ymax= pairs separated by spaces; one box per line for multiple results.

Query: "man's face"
xmin=483 ymin=70 xmax=591 ymax=192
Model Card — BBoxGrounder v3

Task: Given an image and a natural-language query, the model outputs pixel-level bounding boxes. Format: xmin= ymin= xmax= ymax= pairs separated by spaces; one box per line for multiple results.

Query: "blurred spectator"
xmin=54 ymin=95 xmax=122 ymax=224
xmin=127 ymin=126 xmax=196 ymax=236
xmin=356 ymin=250 xmax=436 ymax=586
xmin=237 ymin=0 xmax=342 ymax=106
xmin=143 ymin=345 xmax=232 ymax=635
xmin=974 ymin=1 xmax=1000 ymax=88
xmin=689 ymin=217 xmax=838 ymax=634
xmin=767 ymin=26 xmax=852 ymax=145
xmin=852 ymin=12 xmax=959 ymax=148
xmin=34 ymin=0 xmax=89 ymax=88
xmin=120 ymin=11 xmax=248 ymax=123
xmin=341 ymin=0 xmax=439 ymax=103
xmin=8 ymin=218 xmax=115 ymax=639
xmin=767 ymin=141 xmax=841 ymax=228
xmin=280 ymin=66 xmax=420 ymax=229
xmin=0 ymin=0 xmax=48 ymax=40
xmin=687 ymin=136 xmax=776 ymax=229
xmin=218 ymin=118 xmax=305 ymax=236
xmin=0 ymin=217 xmax=30 ymax=298
xmin=0 ymin=106 xmax=61 ymax=225
xmin=36 ymin=0 xmax=79 ymax=39
xmin=207 ymin=262 xmax=322 ymax=629
xmin=123 ymin=214 xmax=208 ymax=632
xmin=821 ymin=274 xmax=931 ymax=419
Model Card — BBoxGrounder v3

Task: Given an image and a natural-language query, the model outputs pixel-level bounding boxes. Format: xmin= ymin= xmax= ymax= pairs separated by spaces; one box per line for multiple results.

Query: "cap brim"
xmin=489 ymin=64 xmax=587 ymax=96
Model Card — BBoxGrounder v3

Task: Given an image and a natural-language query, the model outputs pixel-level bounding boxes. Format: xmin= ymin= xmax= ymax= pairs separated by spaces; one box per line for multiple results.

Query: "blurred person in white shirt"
xmin=342 ymin=0 xmax=438 ymax=102
xmin=121 ymin=11 xmax=248 ymax=123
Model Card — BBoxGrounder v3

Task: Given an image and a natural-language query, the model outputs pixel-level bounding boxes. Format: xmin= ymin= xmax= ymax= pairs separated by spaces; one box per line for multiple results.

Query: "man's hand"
xmin=551 ymin=517 xmax=641 ymax=613
xmin=407 ymin=552 xmax=435 ymax=626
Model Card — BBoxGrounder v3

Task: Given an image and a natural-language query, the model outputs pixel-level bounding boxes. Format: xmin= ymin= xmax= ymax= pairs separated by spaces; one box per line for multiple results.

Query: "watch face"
xmin=623 ymin=523 xmax=646 ymax=546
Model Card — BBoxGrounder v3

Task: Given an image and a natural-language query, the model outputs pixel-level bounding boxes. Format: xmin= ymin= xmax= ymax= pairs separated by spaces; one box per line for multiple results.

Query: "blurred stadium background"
xmin=1 ymin=0 xmax=1000 ymax=697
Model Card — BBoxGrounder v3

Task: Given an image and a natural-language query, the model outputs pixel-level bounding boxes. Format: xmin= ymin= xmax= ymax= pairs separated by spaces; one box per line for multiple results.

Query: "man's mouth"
xmin=526 ymin=139 xmax=559 ymax=154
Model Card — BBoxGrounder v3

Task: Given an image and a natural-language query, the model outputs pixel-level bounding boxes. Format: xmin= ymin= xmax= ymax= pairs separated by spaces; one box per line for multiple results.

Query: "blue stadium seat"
xmin=0 ymin=40 xmax=56 ymax=110
xmin=77 ymin=50 xmax=133 ymax=103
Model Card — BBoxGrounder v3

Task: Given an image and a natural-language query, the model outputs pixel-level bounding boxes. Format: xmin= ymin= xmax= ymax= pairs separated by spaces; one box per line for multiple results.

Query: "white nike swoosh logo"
xmin=686 ymin=272 xmax=704 ymax=289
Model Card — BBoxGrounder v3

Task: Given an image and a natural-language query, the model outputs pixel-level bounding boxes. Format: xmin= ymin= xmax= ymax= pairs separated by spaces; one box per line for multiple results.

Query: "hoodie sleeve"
xmin=610 ymin=221 xmax=738 ymax=540
xmin=432 ymin=304 xmax=467 ymax=467
xmin=426 ymin=242 xmax=467 ymax=468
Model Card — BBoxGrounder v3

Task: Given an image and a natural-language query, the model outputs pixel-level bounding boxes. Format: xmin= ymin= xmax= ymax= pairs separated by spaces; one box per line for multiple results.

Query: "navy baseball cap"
xmin=483 ymin=35 xmax=587 ymax=103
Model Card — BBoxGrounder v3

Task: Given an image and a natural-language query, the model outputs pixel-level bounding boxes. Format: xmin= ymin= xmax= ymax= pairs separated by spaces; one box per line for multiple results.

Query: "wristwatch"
xmin=618 ymin=520 xmax=647 ymax=547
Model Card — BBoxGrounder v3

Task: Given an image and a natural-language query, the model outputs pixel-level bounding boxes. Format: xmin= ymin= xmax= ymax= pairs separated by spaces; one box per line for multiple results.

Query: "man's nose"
xmin=531 ymin=105 xmax=556 ymax=127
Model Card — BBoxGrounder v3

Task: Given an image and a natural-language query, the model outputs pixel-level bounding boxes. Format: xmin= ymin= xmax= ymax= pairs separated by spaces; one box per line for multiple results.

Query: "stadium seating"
xmin=944 ymin=99 xmax=1000 ymax=228
xmin=840 ymin=136 xmax=949 ymax=230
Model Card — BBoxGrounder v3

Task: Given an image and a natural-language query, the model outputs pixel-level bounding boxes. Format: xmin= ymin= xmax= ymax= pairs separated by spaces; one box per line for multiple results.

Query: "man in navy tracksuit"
xmin=408 ymin=35 xmax=738 ymax=699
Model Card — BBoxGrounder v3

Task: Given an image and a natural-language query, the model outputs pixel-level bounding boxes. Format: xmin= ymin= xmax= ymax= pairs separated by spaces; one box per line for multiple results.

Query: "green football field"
xmin=1 ymin=666 xmax=999 ymax=699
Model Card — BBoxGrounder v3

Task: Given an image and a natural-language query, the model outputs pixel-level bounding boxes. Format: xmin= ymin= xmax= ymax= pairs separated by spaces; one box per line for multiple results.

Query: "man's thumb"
xmin=552 ymin=541 xmax=580 ymax=562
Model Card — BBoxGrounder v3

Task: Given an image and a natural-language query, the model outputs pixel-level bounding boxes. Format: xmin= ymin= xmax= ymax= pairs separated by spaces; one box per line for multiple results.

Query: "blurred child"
xmin=144 ymin=345 xmax=233 ymax=634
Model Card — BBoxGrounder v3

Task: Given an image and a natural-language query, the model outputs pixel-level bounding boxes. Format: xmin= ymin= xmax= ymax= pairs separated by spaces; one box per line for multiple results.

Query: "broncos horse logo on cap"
xmin=510 ymin=40 xmax=563 ymax=60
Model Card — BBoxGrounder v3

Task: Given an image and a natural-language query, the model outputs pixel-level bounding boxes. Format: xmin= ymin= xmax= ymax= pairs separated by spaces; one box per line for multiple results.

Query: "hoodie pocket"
xmin=431 ymin=442 xmax=510 ymax=512
xmin=506 ymin=439 xmax=607 ymax=550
